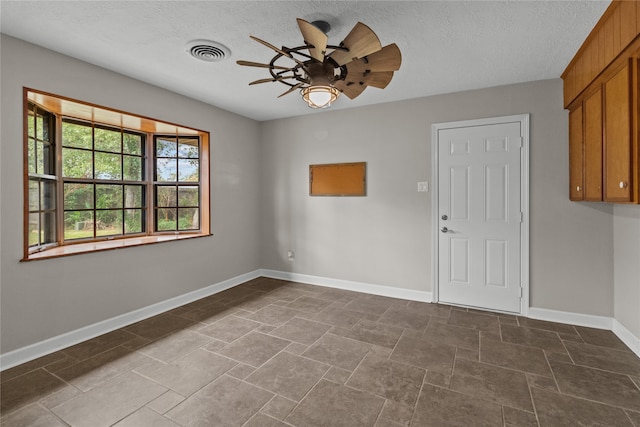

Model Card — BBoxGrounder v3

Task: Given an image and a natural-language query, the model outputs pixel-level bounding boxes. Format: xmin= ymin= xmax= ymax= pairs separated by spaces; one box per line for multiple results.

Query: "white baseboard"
xmin=259 ymin=269 xmax=433 ymax=303
xmin=3 ymin=270 xmax=639 ymax=369
xmin=0 ymin=270 xmax=262 ymax=371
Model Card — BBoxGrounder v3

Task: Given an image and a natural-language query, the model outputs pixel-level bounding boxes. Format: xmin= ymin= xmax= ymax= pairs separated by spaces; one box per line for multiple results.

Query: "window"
xmin=24 ymin=89 xmax=210 ymax=260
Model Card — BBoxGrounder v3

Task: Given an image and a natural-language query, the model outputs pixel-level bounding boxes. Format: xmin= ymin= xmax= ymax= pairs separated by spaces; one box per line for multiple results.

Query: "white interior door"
xmin=436 ymin=118 xmax=526 ymax=313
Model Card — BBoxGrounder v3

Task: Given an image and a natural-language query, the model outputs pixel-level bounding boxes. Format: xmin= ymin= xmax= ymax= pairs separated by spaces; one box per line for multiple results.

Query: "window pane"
xmin=178 ymin=159 xmax=199 ymax=182
xmin=156 ymin=137 xmax=177 ymax=157
xmin=178 ymin=208 xmax=199 ymax=230
xmin=64 ymin=183 xmax=94 ymax=210
xmin=42 ymin=212 xmax=56 ymax=244
xmin=63 ymin=148 xmax=93 ymax=178
xmin=95 ymin=152 xmax=122 ymax=180
xmin=125 ymin=209 xmax=143 ymax=234
xmin=123 ymin=155 xmax=142 ymax=181
xmin=62 ymin=121 xmax=92 ymax=149
xmin=42 ymin=142 xmax=55 ymax=175
xmin=96 ymin=210 xmax=123 ymax=236
xmin=28 ymin=213 xmax=40 ymax=246
xmin=124 ymin=185 xmax=143 ymax=208
xmin=156 ymin=158 xmax=177 ymax=182
xmin=96 ymin=184 xmax=123 ymax=209
xmin=29 ymin=181 xmax=39 ymax=211
xmin=178 ymin=138 xmax=199 ymax=158
xmin=123 ymin=133 xmax=142 ymax=155
xmin=28 ymin=138 xmax=36 ymax=174
xmin=156 ymin=186 xmax=177 ymax=207
xmin=36 ymin=114 xmax=44 ymax=140
xmin=64 ymin=211 xmax=94 ymax=240
xmin=28 ymin=112 xmax=35 ymax=138
xmin=36 ymin=141 xmax=45 ymax=174
xmin=157 ymin=208 xmax=177 ymax=231
xmin=42 ymin=180 xmax=56 ymax=210
xmin=95 ymin=127 xmax=121 ymax=153
xmin=178 ymin=186 xmax=199 ymax=207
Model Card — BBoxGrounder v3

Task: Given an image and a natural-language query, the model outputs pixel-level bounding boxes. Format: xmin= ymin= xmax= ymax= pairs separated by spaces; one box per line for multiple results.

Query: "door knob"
xmin=619 ymin=181 xmax=628 ymax=189
xmin=441 ymin=214 xmax=448 ymax=220
xmin=441 ymin=227 xmax=449 ymax=233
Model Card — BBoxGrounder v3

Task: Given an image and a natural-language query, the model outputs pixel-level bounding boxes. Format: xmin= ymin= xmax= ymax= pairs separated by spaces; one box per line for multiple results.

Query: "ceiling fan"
xmin=237 ymin=18 xmax=402 ymax=109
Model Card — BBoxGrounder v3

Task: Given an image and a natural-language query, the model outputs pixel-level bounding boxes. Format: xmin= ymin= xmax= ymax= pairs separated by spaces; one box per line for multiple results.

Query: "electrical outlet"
xmin=287 ymin=250 xmax=295 ymax=261
xmin=417 ymin=181 xmax=429 ymax=192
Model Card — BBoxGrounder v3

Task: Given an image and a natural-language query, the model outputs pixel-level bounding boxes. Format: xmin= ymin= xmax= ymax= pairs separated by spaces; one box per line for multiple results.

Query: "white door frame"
xmin=431 ymin=114 xmax=530 ymax=315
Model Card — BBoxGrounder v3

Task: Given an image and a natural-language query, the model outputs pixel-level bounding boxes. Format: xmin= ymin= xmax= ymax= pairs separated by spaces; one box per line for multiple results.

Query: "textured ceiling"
xmin=1 ymin=1 xmax=610 ymax=122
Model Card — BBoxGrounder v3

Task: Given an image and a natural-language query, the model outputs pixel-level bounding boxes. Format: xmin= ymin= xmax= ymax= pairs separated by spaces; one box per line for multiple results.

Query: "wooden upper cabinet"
xmin=584 ymin=88 xmax=603 ymax=201
xmin=569 ymin=105 xmax=585 ymax=201
xmin=603 ymin=61 xmax=633 ymax=202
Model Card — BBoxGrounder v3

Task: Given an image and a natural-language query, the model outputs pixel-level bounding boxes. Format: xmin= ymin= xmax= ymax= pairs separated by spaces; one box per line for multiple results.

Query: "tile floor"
xmin=1 ymin=277 xmax=640 ymax=426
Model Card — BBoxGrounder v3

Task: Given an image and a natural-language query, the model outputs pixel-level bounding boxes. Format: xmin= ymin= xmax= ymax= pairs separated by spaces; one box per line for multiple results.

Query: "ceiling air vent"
xmin=186 ymin=40 xmax=230 ymax=62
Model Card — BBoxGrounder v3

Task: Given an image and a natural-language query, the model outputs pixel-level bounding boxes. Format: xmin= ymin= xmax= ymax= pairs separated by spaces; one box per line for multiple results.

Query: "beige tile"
xmin=198 ymin=315 xmax=262 ymax=342
xmin=500 ymin=324 xmax=566 ymax=353
xmin=243 ymin=304 xmax=305 ymax=326
xmin=0 ymin=368 xmax=67 ymax=414
xmin=63 ymin=329 xmax=138 ymax=361
xmin=423 ymin=321 xmax=480 ymax=350
xmin=260 ymin=395 xmax=297 ymax=420
xmin=425 ymin=370 xmax=452 ymax=389
xmin=56 ymin=345 xmax=152 ymax=391
xmin=377 ymin=305 xmax=431 ymax=330
xmin=626 ymin=410 xmax=640 ymax=426
xmin=379 ymin=400 xmax=414 ymax=426
xmin=0 ymin=402 xmax=67 ymax=427
xmin=447 ymin=310 xmax=500 ymax=334
xmin=412 ymin=383 xmax=503 ymax=426
xmin=51 ymin=372 xmax=167 ymax=427
xmin=0 ymin=352 xmax=67 ymax=383
xmin=526 ymin=373 xmax=558 ymax=392
xmin=246 ymin=352 xmax=329 ymax=401
xmin=134 ymin=348 xmax=236 ymax=396
xmin=575 ymin=325 xmax=632 ymax=351
xmin=245 ymin=412 xmax=291 ymax=427
xmin=389 ymin=336 xmax=456 ymax=374
xmin=124 ymin=313 xmax=194 ymax=340
xmin=137 ymin=329 xmax=212 ymax=362
xmin=531 ymin=387 xmax=633 ymax=427
xmin=38 ymin=384 xmax=81 ymax=409
xmin=316 ymin=287 xmax=361 ymax=304
xmin=502 ymin=406 xmax=539 ymax=427
xmin=269 ymin=317 xmax=331 ymax=345
xmin=450 ymin=358 xmax=533 ymax=411
xmin=312 ymin=306 xmax=366 ymax=328
xmin=323 ymin=366 xmax=353 ymax=384
xmin=146 ymin=390 xmax=185 ymax=414
xmin=113 ymin=407 xmax=179 ymax=426
xmin=286 ymin=295 xmax=332 ymax=313
xmin=331 ymin=320 xmax=404 ymax=348
xmin=346 ymin=353 xmax=425 ymax=406
xmin=178 ymin=303 xmax=236 ymax=324
xmin=480 ymin=337 xmax=552 ymax=377
xmin=166 ymin=375 xmax=273 ymax=426
xmin=343 ymin=297 xmax=395 ymax=315
xmin=284 ymin=342 xmax=309 ymax=355
xmin=226 ymin=363 xmax=257 ymax=379
xmin=302 ymin=333 xmax=371 ymax=370
xmin=564 ymin=340 xmax=640 ymax=376
xmin=217 ymin=332 xmax=290 ymax=367
xmin=550 ymin=360 xmax=640 ymax=411
xmin=285 ymin=379 xmax=384 ymax=427
xmin=516 ymin=317 xmax=578 ymax=335
xmin=408 ymin=301 xmax=452 ymax=318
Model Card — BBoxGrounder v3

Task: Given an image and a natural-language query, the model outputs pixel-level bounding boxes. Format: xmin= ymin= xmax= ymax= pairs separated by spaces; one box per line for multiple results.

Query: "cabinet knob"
xmin=619 ymin=181 xmax=628 ymax=189
xmin=576 ymin=186 xmax=581 ymax=192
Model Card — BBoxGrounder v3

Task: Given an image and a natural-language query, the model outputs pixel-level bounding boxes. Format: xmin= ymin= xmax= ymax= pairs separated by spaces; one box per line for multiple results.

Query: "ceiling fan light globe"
xmin=301 ymin=85 xmax=340 ymax=109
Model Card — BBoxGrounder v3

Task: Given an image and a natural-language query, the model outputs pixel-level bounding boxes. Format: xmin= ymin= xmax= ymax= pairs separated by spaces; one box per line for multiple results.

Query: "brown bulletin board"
xmin=309 ymin=162 xmax=366 ymax=196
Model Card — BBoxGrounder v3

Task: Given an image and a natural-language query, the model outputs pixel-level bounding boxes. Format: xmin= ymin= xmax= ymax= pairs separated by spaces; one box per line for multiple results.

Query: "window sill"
xmin=22 ymin=233 xmax=212 ymax=261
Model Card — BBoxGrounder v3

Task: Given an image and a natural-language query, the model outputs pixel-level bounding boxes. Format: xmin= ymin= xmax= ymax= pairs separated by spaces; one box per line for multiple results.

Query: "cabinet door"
xmin=584 ymin=88 xmax=603 ymax=200
xmin=569 ymin=105 xmax=584 ymax=201
xmin=604 ymin=61 xmax=633 ymax=202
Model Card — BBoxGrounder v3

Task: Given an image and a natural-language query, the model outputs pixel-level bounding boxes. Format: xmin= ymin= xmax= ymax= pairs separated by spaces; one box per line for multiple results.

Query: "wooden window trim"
xmin=22 ymin=88 xmax=211 ymax=261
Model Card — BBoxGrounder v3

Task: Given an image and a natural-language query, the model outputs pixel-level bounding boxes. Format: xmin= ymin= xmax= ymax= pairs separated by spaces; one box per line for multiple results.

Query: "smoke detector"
xmin=186 ymin=39 xmax=230 ymax=62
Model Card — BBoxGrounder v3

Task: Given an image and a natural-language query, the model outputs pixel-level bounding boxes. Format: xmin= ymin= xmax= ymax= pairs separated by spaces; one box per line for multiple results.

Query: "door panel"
xmin=437 ymin=121 xmax=523 ymax=313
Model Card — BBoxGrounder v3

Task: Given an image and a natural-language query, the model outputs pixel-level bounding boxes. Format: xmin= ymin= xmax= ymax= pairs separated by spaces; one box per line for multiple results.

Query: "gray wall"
xmin=614 ymin=205 xmax=640 ymax=337
xmin=0 ymin=35 xmax=263 ymax=353
xmin=260 ymin=79 xmax=618 ymax=317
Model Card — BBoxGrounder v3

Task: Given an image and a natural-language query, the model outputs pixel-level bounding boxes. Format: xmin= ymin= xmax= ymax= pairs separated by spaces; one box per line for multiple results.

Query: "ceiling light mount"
xmin=186 ymin=39 xmax=230 ymax=62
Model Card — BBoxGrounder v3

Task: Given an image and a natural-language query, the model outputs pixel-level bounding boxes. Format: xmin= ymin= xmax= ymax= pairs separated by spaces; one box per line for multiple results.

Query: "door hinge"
xmin=520 ymin=212 xmax=523 ymax=223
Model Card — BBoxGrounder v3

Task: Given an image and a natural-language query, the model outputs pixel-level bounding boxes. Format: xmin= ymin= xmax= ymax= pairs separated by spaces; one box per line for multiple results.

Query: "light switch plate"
xmin=417 ymin=181 xmax=429 ymax=192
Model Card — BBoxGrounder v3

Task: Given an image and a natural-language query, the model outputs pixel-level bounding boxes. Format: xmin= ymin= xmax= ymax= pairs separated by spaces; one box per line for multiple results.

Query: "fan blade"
xmin=330 ymin=22 xmax=382 ymax=66
xmin=250 ymin=35 xmax=292 ymax=58
xmin=360 ymin=71 xmax=394 ymax=89
xmin=334 ymin=81 xmax=367 ymax=99
xmin=278 ymin=83 xmax=304 ymax=98
xmin=297 ymin=18 xmax=328 ymax=62
xmin=344 ymin=43 xmax=402 ymax=73
xmin=237 ymin=60 xmax=292 ymax=71
xmin=249 ymin=76 xmax=297 ymax=85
